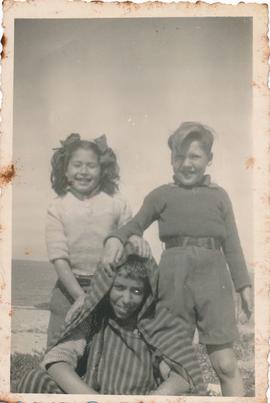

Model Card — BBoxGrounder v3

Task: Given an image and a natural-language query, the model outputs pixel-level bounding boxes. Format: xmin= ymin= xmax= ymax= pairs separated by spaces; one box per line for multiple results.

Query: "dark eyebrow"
xmin=174 ymin=152 xmax=185 ymax=158
xmin=189 ymin=152 xmax=201 ymax=157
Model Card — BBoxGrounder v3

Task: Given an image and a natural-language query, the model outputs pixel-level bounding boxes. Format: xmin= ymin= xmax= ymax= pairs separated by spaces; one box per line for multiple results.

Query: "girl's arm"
xmin=46 ymin=203 xmax=84 ymax=300
xmin=47 ymin=362 xmax=98 ymax=394
xmin=53 ymin=258 xmax=85 ymax=301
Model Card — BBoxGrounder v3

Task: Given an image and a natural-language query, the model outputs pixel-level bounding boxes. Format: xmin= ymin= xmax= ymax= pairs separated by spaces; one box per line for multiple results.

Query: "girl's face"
xmin=65 ymin=147 xmax=102 ymax=198
xmin=109 ymin=274 xmax=146 ymax=321
xmin=171 ymin=140 xmax=212 ymax=187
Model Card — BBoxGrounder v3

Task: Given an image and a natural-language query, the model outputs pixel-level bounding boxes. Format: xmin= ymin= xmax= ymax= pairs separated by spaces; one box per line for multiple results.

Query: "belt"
xmin=165 ymin=236 xmax=222 ymax=250
xmin=74 ymin=274 xmax=92 ymax=287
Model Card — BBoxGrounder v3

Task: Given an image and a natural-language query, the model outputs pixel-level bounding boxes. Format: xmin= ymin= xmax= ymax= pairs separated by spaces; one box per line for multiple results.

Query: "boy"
xmin=103 ymin=121 xmax=253 ymax=396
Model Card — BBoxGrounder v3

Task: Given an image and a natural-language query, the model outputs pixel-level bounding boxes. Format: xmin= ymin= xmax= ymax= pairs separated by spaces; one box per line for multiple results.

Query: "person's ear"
xmin=208 ymin=152 xmax=213 ymax=166
xmin=170 ymin=150 xmax=176 ymax=166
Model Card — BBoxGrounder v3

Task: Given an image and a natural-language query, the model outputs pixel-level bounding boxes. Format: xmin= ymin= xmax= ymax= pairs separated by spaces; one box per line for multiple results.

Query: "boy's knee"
xmin=212 ymin=357 xmax=237 ymax=379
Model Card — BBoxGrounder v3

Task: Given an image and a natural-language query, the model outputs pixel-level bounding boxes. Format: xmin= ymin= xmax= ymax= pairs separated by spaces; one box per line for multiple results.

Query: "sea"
xmin=12 ymin=259 xmax=57 ymax=309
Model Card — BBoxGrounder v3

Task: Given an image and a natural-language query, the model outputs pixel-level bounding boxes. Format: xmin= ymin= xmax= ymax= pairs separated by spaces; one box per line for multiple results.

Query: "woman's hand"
xmin=149 ymin=360 xmax=190 ymax=395
xmin=237 ymin=286 xmax=253 ymax=324
xmin=128 ymin=235 xmax=152 ymax=259
xmin=102 ymin=237 xmax=124 ymax=270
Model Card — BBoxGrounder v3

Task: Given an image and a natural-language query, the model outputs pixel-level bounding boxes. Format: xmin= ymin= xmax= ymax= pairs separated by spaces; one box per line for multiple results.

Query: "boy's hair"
xmin=168 ymin=122 xmax=215 ymax=155
xmin=50 ymin=133 xmax=120 ymax=196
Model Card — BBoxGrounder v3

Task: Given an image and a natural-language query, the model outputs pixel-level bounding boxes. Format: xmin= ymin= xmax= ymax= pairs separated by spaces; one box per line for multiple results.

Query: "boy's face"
xmin=171 ymin=140 xmax=212 ymax=187
xmin=109 ymin=273 xmax=146 ymax=321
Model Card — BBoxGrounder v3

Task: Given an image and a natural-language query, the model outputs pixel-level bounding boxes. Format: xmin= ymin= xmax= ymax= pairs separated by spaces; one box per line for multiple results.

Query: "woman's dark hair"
xmin=50 ymin=133 xmax=120 ymax=196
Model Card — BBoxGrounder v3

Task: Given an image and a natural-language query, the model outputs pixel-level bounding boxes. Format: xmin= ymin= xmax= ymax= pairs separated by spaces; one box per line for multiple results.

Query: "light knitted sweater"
xmin=46 ymin=191 xmax=131 ymax=276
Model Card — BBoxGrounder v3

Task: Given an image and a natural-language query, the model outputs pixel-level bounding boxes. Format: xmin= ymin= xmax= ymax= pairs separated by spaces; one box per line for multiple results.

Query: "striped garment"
xmin=85 ymin=319 xmax=158 ymax=394
xmin=44 ymin=258 xmax=206 ymax=395
xmin=18 ymin=319 xmax=158 ymax=395
xmin=17 ymin=369 xmax=63 ymax=394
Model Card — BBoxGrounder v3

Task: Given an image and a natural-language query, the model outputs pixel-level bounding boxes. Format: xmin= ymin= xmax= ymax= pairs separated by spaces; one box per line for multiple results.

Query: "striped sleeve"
xmin=41 ymin=327 xmax=87 ymax=371
xmin=140 ymin=302 xmax=206 ymax=395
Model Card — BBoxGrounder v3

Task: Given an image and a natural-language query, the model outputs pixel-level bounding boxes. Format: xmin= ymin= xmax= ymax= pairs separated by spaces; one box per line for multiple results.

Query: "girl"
xmin=103 ymin=122 xmax=253 ymax=396
xmin=46 ymin=133 xmax=134 ymax=346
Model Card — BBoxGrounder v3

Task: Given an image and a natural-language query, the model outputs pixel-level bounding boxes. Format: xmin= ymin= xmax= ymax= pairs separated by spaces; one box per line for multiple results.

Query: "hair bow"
xmin=94 ymin=134 xmax=108 ymax=154
xmin=60 ymin=133 xmax=81 ymax=147
xmin=53 ymin=133 xmax=109 ymax=154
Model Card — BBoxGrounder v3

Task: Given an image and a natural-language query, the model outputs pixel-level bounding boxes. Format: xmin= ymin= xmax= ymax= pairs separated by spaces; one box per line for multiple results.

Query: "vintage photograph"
xmin=0 ymin=1 xmax=269 ymax=402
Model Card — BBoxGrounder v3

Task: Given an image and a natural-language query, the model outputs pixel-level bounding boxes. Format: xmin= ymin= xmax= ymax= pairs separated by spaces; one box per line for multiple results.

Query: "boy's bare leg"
xmin=206 ymin=343 xmax=244 ymax=397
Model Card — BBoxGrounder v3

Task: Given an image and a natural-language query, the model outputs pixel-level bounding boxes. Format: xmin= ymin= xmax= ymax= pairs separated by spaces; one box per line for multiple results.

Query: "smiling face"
xmin=65 ymin=147 xmax=102 ymax=198
xmin=172 ymin=140 xmax=212 ymax=187
xmin=109 ymin=273 xmax=146 ymax=322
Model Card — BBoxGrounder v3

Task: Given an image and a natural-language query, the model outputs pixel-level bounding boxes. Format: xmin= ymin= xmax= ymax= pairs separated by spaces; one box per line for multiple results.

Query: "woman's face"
xmin=109 ymin=274 xmax=146 ymax=321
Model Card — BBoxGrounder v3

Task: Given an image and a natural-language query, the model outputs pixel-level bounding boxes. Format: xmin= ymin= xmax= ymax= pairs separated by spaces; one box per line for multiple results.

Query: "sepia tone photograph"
xmin=0 ymin=1 xmax=269 ymax=402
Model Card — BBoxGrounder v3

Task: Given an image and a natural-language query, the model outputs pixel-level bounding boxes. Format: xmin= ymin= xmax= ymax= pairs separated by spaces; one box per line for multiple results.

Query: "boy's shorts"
xmin=158 ymin=246 xmax=238 ymax=345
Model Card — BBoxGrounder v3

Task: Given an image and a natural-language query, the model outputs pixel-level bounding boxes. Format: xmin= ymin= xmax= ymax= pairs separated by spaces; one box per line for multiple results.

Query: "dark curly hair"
xmin=50 ymin=133 xmax=120 ymax=196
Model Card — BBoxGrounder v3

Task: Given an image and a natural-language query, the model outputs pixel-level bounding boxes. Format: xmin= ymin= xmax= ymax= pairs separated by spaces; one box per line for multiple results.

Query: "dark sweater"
xmin=110 ymin=178 xmax=251 ymax=291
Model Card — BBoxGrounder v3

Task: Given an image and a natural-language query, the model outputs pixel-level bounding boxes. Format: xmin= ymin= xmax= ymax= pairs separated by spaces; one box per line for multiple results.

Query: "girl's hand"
xmin=128 ymin=235 xmax=152 ymax=259
xmin=237 ymin=286 xmax=253 ymax=324
xmin=65 ymin=293 xmax=86 ymax=324
xmin=102 ymin=237 xmax=124 ymax=270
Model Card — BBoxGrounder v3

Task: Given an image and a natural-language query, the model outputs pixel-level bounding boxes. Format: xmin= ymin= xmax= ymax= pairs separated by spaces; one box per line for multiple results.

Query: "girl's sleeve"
xmin=110 ymin=189 xmax=163 ymax=245
xmin=115 ymin=197 xmax=132 ymax=227
xmin=221 ymin=190 xmax=251 ymax=291
xmin=41 ymin=325 xmax=88 ymax=371
xmin=46 ymin=202 xmax=69 ymax=262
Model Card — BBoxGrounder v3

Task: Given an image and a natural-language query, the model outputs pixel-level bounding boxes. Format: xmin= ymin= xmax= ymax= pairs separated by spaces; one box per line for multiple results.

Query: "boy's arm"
xmin=221 ymin=191 xmax=252 ymax=319
xmin=109 ymin=190 xmax=163 ymax=245
xmin=221 ymin=191 xmax=252 ymax=291
xmin=102 ymin=190 xmax=163 ymax=267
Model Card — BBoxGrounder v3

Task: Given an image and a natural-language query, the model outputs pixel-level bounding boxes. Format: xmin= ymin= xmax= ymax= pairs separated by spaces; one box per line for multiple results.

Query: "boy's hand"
xmin=102 ymin=237 xmax=124 ymax=270
xmin=128 ymin=235 xmax=152 ymax=259
xmin=237 ymin=286 xmax=253 ymax=324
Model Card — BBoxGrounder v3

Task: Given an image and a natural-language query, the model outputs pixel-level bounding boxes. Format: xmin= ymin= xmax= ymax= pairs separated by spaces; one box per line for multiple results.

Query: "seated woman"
xmin=17 ymin=255 xmax=206 ymax=395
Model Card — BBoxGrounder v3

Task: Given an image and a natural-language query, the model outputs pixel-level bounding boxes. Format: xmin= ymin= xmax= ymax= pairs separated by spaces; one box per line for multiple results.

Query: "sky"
xmin=12 ymin=17 xmax=253 ymax=264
